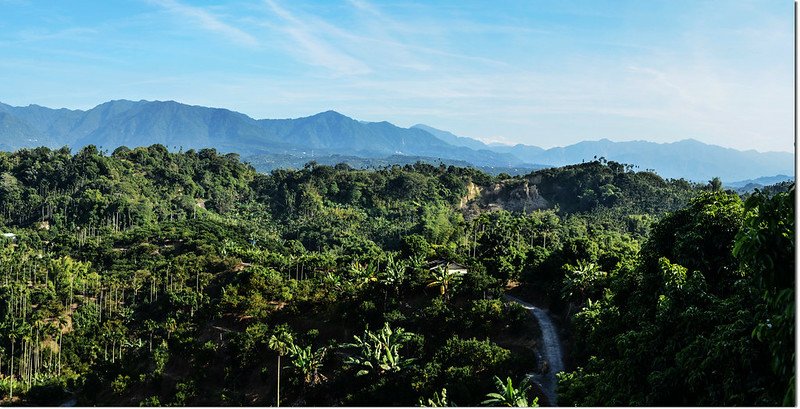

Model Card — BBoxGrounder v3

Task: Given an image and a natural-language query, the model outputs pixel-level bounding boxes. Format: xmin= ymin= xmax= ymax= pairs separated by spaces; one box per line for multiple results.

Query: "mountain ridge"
xmin=412 ymin=124 xmax=794 ymax=182
xmin=0 ymin=99 xmax=792 ymax=182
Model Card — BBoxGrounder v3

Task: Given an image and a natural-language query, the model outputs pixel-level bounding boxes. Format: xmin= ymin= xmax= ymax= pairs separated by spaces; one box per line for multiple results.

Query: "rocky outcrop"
xmin=459 ymin=181 xmax=483 ymax=209
xmin=462 ymin=179 xmax=549 ymax=216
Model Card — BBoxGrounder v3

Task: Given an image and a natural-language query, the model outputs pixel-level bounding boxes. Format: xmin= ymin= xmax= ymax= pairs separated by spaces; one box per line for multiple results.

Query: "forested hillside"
xmin=0 ymin=145 xmax=792 ymax=406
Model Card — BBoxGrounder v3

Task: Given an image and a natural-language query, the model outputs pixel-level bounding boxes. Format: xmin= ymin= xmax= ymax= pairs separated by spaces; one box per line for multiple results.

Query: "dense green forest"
xmin=0 ymin=145 xmax=793 ymax=406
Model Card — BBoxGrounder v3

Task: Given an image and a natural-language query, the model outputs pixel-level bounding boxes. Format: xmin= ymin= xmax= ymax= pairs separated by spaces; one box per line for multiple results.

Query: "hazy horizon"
xmin=2 ymin=97 xmax=794 ymax=155
xmin=1 ymin=1 xmax=794 ymax=152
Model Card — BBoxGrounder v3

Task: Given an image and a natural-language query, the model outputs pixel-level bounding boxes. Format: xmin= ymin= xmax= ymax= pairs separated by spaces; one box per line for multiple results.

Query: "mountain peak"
xmin=675 ymin=138 xmax=705 ymax=145
xmin=319 ymin=110 xmax=347 ymax=117
xmin=296 ymin=110 xmax=352 ymax=122
xmin=92 ymin=99 xmax=142 ymax=110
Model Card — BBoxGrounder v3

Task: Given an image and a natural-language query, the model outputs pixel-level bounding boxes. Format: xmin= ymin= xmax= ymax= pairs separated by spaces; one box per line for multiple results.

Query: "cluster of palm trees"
xmin=0 ymin=252 xmax=86 ymax=401
xmin=348 ymin=255 xmax=467 ymax=304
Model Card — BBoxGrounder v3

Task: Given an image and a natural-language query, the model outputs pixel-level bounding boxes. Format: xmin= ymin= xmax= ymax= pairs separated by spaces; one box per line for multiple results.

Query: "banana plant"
xmin=379 ymin=256 xmax=407 ymax=288
xmin=287 ymin=343 xmax=328 ymax=386
xmin=418 ymin=388 xmax=455 ymax=407
xmin=427 ymin=265 xmax=463 ymax=302
xmin=482 ymin=376 xmax=537 ymax=407
xmin=343 ymin=322 xmax=415 ymax=376
xmin=379 ymin=256 xmax=407 ymax=299
xmin=348 ymin=261 xmax=378 ymax=288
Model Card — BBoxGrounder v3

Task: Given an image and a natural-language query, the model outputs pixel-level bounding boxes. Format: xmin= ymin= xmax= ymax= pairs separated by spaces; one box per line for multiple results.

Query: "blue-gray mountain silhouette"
xmin=0 ymin=100 xmax=792 ymax=182
xmin=413 ymin=124 xmax=794 ymax=182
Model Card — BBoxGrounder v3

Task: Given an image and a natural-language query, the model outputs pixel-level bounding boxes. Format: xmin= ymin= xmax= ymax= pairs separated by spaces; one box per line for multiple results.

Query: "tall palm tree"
xmin=6 ymin=324 xmax=17 ymax=401
xmin=268 ymin=328 xmax=294 ymax=407
xmin=482 ymin=376 xmax=537 ymax=407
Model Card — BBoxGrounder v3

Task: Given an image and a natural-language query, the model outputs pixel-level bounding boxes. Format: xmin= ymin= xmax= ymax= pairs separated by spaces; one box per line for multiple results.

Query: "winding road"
xmin=505 ymin=295 xmax=564 ymax=406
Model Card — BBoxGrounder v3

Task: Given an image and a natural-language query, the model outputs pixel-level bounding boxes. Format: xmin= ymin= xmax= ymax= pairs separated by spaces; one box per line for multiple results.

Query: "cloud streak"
xmin=265 ymin=0 xmax=371 ymax=76
xmin=149 ymin=0 xmax=258 ymax=47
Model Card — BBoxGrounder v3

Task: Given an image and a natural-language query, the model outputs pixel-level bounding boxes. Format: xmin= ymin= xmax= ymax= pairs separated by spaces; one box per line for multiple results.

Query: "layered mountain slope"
xmin=0 ymin=100 xmax=793 ymax=181
xmin=0 ymin=112 xmax=52 ymax=150
xmin=411 ymin=123 xmax=491 ymax=151
xmin=257 ymin=111 xmax=521 ymax=165
xmin=74 ymin=100 xmax=282 ymax=152
xmin=414 ymin=125 xmax=794 ymax=182
xmin=516 ymin=138 xmax=793 ymax=182
xmin=0 ymin=100 xmax=520 ymax=167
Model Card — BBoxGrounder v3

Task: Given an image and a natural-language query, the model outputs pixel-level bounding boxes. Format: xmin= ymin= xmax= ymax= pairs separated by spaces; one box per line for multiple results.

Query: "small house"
xmin=428 ymin=260 xmax=469 ymax=275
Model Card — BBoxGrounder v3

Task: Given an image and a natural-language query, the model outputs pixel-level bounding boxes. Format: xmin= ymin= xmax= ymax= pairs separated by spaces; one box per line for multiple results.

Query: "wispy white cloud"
xmin=263 ymin=0 xmax=507 ymax=77
xmin=148 ymin=0 xmax=258 ymax=47
xmin=345 ymin=0 xmax=421 ymax=36
xmin=265 ymin=0 xmax=371 ymax=76
xmin=338 ymin=2 xmax=510 ymax=70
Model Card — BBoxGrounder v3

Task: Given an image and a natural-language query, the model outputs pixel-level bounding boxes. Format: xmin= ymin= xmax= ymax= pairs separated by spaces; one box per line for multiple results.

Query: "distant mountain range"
xmin=725 ymin=174 xmax=794 ymax=191
xmin=412 ymin=124 xmax=794 ymax=182
xmin=0 ymin=100 xmax=793 ymax=182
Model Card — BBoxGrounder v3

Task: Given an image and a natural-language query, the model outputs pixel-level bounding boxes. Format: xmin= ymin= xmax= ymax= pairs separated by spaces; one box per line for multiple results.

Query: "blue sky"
xmin=0 ymin=0 xmax=794 ymax=152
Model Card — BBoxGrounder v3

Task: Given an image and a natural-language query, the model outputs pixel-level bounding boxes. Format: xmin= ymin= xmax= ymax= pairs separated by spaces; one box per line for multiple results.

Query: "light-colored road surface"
xmin=505 ymin=295 xmax=564 ymax=406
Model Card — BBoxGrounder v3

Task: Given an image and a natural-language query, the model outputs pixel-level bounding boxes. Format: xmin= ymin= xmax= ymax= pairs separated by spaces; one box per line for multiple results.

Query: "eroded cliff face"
xmin=498 ymin=179 xmax=549 ymax=213
xmin=459 ymin=181 xmax=483 ymax=209
xmin=460 ymin=177 xmax=550 ymax=218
